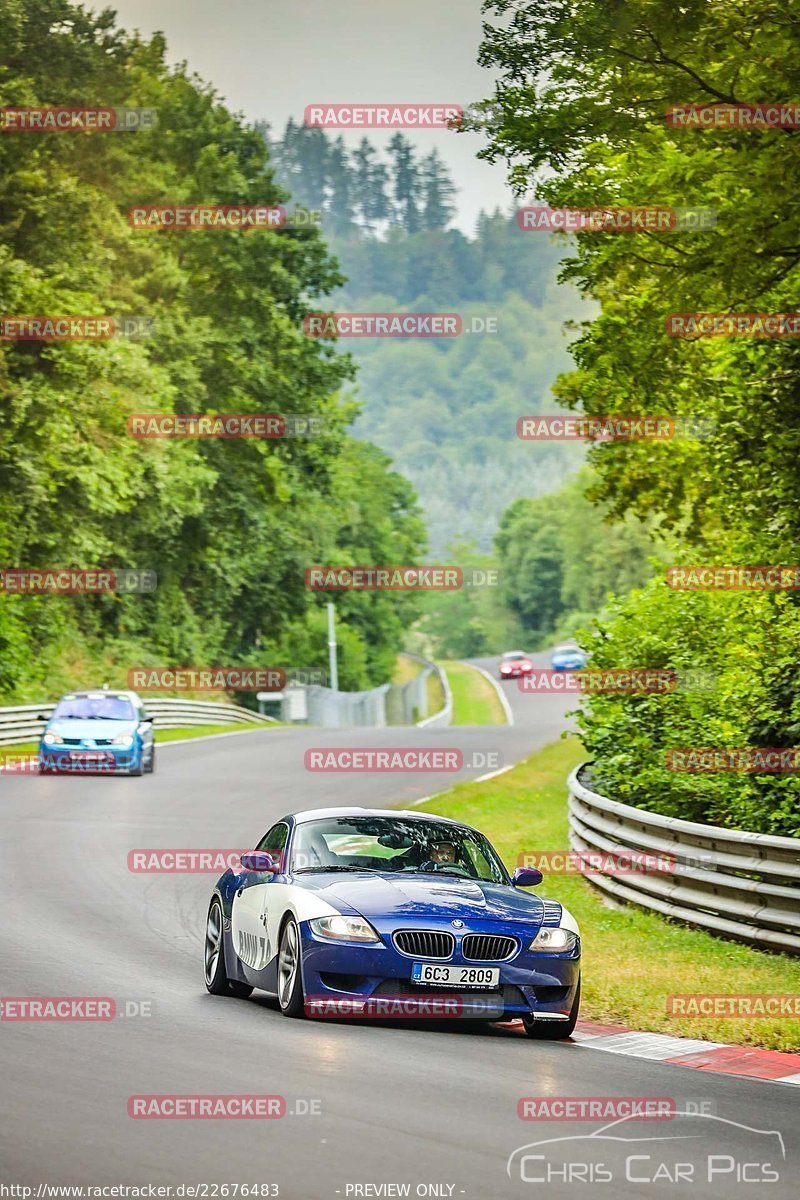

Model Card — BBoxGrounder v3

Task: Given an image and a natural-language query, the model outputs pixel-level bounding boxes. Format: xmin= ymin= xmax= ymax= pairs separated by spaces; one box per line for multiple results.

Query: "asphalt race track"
xmin=1 ymin=654 xmax=797 ymax=1198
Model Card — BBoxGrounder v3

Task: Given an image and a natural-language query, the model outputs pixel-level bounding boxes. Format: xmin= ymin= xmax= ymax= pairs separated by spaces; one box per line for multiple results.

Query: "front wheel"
xmin=523 ymin=976 xmax=580 ymax=1040
xmin=204 ymin=897 xmax=253 ymax=998
xmin=277 ymin=918 xmax=305 ymax=1017
xmin=144 ymin=745 xmax=155 ymax=774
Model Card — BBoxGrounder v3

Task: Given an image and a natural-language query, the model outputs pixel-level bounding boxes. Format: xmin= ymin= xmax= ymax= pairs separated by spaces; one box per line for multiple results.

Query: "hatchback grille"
xmin=63 ymin=737 xmax=113 ymax=746
xmin=461 ymin=934 xmax=518 ymax=961
xmin=393 ymin=930 xmax=454 ymax=959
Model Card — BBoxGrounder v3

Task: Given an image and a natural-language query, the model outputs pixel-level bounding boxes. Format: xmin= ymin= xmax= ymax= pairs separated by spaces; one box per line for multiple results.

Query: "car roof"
xmin=289 ymin=806 xmax=478 ymax=830
xmin=501 ymin=650 xmax=527 ymax=657
xmin=58 ymin=690 xmax=142 ymax=702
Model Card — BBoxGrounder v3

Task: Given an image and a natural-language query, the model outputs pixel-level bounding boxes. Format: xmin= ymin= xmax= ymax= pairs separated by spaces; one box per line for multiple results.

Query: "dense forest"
xmin=0 ymin=0 xmax=426 ymax=698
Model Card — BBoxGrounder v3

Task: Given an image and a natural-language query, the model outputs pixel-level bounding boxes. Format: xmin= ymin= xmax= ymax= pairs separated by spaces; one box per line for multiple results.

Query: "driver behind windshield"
xmin=420 ymin=840 xmax=462 ymax=872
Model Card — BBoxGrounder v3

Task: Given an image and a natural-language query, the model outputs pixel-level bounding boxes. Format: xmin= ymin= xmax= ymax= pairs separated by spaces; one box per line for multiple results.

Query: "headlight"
xmin=111 ymin=734 xmax=134 ymax=747
xmin=529 ymin=927 xmax=578 ymax=952
xmin=309 ymin=915 xmax=380 ymax=943
xmin=43 ymin=732 xmax=64 ymax=745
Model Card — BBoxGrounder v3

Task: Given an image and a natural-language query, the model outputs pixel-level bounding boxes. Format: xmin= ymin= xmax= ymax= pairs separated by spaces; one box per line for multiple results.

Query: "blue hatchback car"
xmin=39 ymin=689 xmax=155 ymax=775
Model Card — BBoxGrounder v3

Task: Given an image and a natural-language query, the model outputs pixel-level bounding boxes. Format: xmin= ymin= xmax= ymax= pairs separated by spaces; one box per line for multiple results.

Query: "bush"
xmin=575 ymin=580 xmax=800 ymax=837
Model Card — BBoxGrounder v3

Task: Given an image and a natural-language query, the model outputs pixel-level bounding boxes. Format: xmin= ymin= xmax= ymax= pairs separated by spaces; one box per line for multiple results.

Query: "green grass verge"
xmin=442 ymin=660 xmax=506 ymax=726
xmin=392 ymin=653 xmax=446 ymax=723
xmin=416 ymin=734 xmax=800 ymax=1051
xmin=393 ymin=654 xmax=423 ymax=686
xmin=1 ymin=722 xmax=280 ymax=757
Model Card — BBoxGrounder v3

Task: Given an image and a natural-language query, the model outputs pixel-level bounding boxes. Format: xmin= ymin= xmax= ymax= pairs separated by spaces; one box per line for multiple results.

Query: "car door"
xmin=231 ymin=822 xmax=288 ymax=976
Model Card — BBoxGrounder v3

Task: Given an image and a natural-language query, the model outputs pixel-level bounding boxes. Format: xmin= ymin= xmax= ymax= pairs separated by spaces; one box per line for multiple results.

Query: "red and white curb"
xmin=569 ymin=1019 xmax=800 ymax=1086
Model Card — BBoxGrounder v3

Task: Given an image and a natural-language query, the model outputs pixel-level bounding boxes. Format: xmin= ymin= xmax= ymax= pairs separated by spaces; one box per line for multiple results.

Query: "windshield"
xmin=53 ymin=695 xmax=136 ymax=721
xmin=503 ymin=652 xmax=526 ymax=661
xmin=291 ymin=816 xmax=507 ymax=883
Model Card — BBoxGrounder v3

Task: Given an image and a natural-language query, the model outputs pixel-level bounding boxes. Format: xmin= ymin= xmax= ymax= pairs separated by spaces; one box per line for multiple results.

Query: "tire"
xmin=144 ymin=745 xmax=155 ymax=774
xmin=523 ymin=976 xmax=580 ymax=1040
xmin=204 ymin=897 xmax=253 ymax=998
xmin=277 ymin=917 xmax=305 ymax=1017
xmin=128 ymin=752 xmax=144 ymax=777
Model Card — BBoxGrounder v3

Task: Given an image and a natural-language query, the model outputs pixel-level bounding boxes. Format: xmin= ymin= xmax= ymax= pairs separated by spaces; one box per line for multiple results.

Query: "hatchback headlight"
xmin=309 ymin=915 xmax=380 ymax=943
xmin=43 ymin=732 xmax=64 ymax=745
xmin=111 ymin=734 xmax=134 ymax=747
xmin=529 ymin=927 xmax=578 ymax=952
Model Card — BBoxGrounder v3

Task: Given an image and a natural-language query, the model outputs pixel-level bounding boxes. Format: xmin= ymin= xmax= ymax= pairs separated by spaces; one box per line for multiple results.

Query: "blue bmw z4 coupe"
xmin=204 ymin=808 xmax=581 ymax=1038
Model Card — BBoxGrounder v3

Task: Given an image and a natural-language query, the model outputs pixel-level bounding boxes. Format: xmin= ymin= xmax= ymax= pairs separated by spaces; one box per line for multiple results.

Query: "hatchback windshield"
xmin=291 ymin=816 xmax=506 ymax=883
xmin=53 ymin=695 xmax=136 ymax=721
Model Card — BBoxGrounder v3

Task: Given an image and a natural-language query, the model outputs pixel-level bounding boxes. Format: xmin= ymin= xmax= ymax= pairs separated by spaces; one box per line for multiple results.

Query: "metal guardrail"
xmin=391 ymin=652 xmax=450 ymax=728
xmin=567 ymin=763 xmax=800 ymax=955
xmin=288 ymin=654 xmax=452 ymax=729
xmin=0 ymin=699 xmax=275 ymax=746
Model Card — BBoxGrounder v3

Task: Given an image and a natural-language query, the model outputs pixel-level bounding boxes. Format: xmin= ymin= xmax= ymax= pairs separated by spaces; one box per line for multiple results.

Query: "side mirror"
xmin=240 ymin=852 xmax=280 ymax=873
xmin=37 ymin=714 xmax=50 ymax=722
xmin=512 ymin=867 xmax=543 ymax=888
xmin=142 ymin=715 xmax=154 ymax=724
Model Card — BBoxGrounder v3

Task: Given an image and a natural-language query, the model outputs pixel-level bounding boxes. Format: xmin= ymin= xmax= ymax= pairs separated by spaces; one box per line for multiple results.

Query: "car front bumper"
xmin=299 ymin=921 xmax=580 ymax=1020
xmin=38 ymin=744 xmax=142 ymax=773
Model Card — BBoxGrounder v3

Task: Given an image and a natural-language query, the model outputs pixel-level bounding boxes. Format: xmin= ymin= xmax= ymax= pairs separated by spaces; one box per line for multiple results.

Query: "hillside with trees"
xmin=0 ymin=0 xmax=425 ymax=699
xmin=261 ymin=121 xmax=587 ymax=552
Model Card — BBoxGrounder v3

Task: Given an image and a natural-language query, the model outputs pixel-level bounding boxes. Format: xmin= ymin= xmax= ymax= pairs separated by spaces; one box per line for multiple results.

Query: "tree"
xmin=387 ymin=133 xmax=421 ymax=233
xmin=419 ymin=149 xmax=457 ymax=231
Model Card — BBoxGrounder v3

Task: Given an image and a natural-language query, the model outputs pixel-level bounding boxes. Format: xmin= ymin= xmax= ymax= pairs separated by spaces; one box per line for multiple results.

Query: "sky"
xmin=89 ymin=0 xmax=515 ymax=234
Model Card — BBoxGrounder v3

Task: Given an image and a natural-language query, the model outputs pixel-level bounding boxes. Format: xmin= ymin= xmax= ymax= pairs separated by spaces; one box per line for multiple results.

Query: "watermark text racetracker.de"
xmin=666 ymin=102 xmax=800 ymax=128
xmin=126 ymin=414 xmax=323 ymax=439
xmin=126 ymin=667 xmax=325 ymax=691
xmin=304 ymin=103 xmax=462 ymax=128
xmin=0 ymin=106 xmax=157 ymax=131
xmin=666 ymin=748 xmax=800 ymax=772
xmin=127 ymin=1095 xmax=320 ymax=1119
xmin=668 ymin=994 xmax=800 ymax=1018
xmin=305 ymin=566 xmax=499 ymax=590
xmin=0 ymin=569 xmax=156 ymax=594
xmin=302 ymin=313 xmax=497 ymax=337
xmin=516 ymin=415 xmax=714 ymax=441
xmin=518 ymin=850 xmax=677 ymax=875
xmin=0 ymin=997 xmax=152 ymax=1020
xmin=518 ymin=668 xmax=716 ymax=694
xmin=517 ymin=206 xmax=716 ymax=232
xmin=0 ymin=316 xmax=154 ymax=340
xmin=666 ymin=564 xmax=800 ymax=590
xmin=304 ymin=748 xmax=502 ymax=772
xmin=305 ymin=994 xmax=505 ymax=1019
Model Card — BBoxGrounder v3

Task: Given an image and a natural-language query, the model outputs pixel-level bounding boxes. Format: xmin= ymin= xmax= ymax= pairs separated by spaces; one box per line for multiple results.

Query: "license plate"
xmin=411 ymin=963 xmax=500 ymax=989
xmin=70 ymin=753 xmax=111 ymax=764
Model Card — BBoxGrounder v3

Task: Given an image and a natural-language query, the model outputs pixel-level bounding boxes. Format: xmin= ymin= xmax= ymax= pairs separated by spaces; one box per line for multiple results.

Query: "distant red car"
xmin=499 ymin=651 xmax=533 ymax=679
